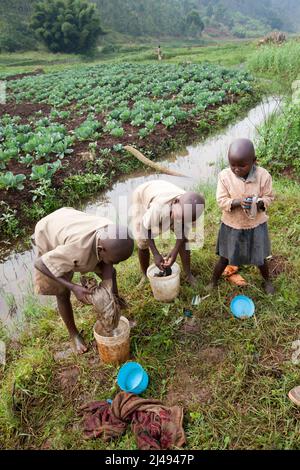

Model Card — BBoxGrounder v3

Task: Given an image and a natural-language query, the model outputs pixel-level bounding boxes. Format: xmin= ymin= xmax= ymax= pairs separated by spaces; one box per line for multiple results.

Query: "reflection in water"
xmin=0 ymin=97 xmax=281 ymax=332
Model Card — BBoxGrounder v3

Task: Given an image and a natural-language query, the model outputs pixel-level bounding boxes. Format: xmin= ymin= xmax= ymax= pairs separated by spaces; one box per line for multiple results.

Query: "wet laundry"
xmin=81 ymin=276 xmax=121 ymax=336
xmin=154 ymin=266 xmax=172 ymax=277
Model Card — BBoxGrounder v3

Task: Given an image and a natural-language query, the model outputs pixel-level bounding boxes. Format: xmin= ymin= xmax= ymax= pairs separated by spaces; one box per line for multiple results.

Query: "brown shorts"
xmin=34 ymin=269 xmax=74 ymax=296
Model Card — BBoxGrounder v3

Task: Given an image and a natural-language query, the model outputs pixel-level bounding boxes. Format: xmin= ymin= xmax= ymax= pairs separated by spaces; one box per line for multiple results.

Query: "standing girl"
xmin=211 ymin=138 xmax=275 ymax=294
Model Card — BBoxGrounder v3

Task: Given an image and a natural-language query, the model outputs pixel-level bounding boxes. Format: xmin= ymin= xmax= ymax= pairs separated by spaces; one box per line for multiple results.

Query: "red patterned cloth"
xmin=79 ymin=392 xmax=185 ymax=450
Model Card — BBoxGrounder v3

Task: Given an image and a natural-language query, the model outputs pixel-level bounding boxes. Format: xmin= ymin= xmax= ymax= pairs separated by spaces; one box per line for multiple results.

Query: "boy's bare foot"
xmin=186 ymin=274 xmax=197 ymax=288
xmin=264 ymin=281 xmax=275 ymax=295
xmin=71 ymin=333 xmax=88 ymax=354
xmin=136 ymin=275 xmax=147 ymax=289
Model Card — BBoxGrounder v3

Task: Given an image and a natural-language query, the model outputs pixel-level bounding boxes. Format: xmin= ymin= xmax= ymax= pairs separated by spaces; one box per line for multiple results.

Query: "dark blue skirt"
xmin=216 ymin=222 xmax=271 ymax=266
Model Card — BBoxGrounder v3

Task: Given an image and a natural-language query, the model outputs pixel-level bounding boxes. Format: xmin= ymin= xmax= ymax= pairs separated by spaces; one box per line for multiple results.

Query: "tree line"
xmin=0 ymin=0 xmax=299 ymax=53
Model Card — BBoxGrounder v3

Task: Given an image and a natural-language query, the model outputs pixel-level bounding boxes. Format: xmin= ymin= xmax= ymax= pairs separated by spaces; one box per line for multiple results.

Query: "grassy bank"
xmin=0 ymin=177 xmax=300 ymax=450
xmin=257 ymin=101 xmax=300 ymax=178
xmin=248 ymin=40 xmax=300 ymax=84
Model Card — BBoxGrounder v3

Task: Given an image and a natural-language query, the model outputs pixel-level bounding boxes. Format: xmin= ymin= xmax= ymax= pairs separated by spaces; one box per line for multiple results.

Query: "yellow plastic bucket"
xmin=93 ymin=316 xmax=130 ymax=365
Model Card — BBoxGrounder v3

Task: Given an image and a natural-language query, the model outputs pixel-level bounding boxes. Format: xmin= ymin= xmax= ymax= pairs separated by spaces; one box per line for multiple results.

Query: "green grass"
xmin=1 ymin=178 xmax=300 ymax=450
xmin=248 ymin=40 xmax=300 ymax=84
xmin=257 ymin=100 xmax=300 ymax=178
xmin=1 ymin=37 xmax=300 ymax=450
xmin=0 ymin=40 xmax=256 ymax=77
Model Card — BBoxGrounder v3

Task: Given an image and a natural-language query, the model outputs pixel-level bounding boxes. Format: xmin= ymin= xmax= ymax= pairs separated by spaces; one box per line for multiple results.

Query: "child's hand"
xmin=231 ymin=199 xmax=242 ymax=209
xmin=163 ymin=251 xmax=177 ymax=268
xmin=72 ymin=285 xmax=92 ymax=304
xmin=154 ymin=253 xmax=165 ymax=270
xmin=257 ymin=200 xmax=265 ymax=211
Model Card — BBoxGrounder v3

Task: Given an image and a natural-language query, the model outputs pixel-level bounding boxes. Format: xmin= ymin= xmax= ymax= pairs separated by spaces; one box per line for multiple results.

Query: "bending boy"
xmin=33 ymin=207 xmax=134 ymax=354
xmin=131 ymin=180 xmax=205 ymax=287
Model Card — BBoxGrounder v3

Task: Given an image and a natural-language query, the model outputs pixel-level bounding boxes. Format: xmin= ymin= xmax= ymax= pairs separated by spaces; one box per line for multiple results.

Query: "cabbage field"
xmin=0 ymin=63 xmax=254 ymax=241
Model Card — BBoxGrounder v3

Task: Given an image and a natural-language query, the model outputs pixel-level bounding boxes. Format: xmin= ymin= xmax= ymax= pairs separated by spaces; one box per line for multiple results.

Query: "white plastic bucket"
xmin=93 ymin=316 xmax=130 ymax=365
xmin=146 ymin=262 xmax=180 ymax=302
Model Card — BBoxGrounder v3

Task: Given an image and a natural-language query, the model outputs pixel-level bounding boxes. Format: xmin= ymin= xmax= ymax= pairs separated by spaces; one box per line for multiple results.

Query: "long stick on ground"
xmin=124 ymin=145 xmax=190 ymax=178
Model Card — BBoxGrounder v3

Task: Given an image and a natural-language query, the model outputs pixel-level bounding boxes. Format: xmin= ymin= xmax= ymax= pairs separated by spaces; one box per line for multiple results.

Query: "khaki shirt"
xmin=131 ymin=180 xmax=186 ymax=242
xmin=34 ymin=207 xmax=113 ymax=277
xmin=216 ymin=166 xmax=274 ymax=229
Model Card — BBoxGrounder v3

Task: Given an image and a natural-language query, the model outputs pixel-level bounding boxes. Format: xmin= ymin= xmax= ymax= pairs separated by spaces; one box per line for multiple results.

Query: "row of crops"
xmin=0 ymin=63 xmax=255 ymax=240
xmin=1 ymin=63 xmax=253 ymax=192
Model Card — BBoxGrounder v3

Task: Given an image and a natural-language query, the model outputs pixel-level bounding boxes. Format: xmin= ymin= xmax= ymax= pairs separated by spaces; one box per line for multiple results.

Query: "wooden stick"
xmin=124 ymin=145 xmax=190 ymax=178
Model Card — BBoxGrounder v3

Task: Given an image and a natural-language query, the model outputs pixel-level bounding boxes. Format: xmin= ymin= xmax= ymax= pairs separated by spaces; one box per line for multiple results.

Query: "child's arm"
xmin=147 ymin=230 xmax=165 ymax=270
xmin=259 ymin=173 xmax=274 ymax=210
xmin=34 ymin=257 xmax=92 ymax=303
xmin=163 ymin=236 xmax=185 ymax=267
xmin=217 ymin=176 xmax=241 ymax=211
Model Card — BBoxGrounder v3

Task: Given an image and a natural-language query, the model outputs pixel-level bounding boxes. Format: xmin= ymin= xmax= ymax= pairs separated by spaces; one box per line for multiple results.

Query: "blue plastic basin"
xmin=117 ymin=362 xmax=149 ymax=395
xmin=230 ymin=295 xmax=255 ymax=319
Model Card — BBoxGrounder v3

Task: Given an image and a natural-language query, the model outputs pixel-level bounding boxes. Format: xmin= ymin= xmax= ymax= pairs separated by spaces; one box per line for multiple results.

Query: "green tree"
xmin=206 ymin=3 xmax=214 ymax=18
xmin=31 ymin=0 xmax=105 ymax=53
xmin=185 ymin=10 xmax=205 ymax=37
xmin=214 ymin=3 xmax=227 ymax=23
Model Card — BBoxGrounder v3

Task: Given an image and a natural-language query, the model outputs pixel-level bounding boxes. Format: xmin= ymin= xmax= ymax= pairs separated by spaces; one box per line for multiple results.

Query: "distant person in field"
xmin=157 ymin=44 xmax=162 ymax=61
xmin=131 ymin=180 xmax=205 ymax=287
xmin=210 ymin=138 xmax=275 ymax=294
xmin=33 ymin=208 xmax=134 ymax=354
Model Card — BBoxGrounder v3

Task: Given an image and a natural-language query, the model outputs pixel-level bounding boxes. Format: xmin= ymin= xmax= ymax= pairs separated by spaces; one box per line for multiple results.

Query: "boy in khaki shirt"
xmin=34 ymin=207 xmax=134 ymax=353
xmin=131 ymin=180 xmax=205 ymax=286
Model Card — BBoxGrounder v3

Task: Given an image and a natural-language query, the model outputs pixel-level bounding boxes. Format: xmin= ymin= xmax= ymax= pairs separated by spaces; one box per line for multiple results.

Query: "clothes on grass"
xmin=79 ymin=391 xmax=186 ymax=450
xmin=33 ymin=207 xmax=112 ymax=295
xmin=216 ymin=222 xmax=271 ymax=266
xmin=131 ymin=180 xmax=186 ymax=249
xmin=216 ymin=165 xmax=274 ymax=230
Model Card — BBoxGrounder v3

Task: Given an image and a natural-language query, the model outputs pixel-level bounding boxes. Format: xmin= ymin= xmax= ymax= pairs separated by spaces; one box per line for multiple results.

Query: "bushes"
xmin=0 ymin=22 xmax=37 ymax=53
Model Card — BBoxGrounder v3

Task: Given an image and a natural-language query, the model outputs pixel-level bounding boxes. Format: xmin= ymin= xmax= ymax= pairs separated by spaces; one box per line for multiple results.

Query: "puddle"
xmin=0 ymin=97 xmax=281 ymax=333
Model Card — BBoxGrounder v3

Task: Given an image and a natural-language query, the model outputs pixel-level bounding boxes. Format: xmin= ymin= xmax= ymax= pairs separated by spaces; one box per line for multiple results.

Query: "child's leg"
xmin=56 ymin=292 xmax=88 ymax=354
xmin=258 ymin=259 xmax=275 ymax=295
xmin=178 ymin=244 xmax=197 ymax=287
xmin=210 ymin=256 xmax=229 ymax=287
xmin=138 ymin=248 xmax=150 ymax=276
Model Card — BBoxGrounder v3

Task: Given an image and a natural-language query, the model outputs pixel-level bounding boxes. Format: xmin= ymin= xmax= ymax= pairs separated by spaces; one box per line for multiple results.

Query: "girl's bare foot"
xmin=264 ymin=281 xmax=275 ymax=295
xmin=71 ymin=333 xmax=88 ymax=354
